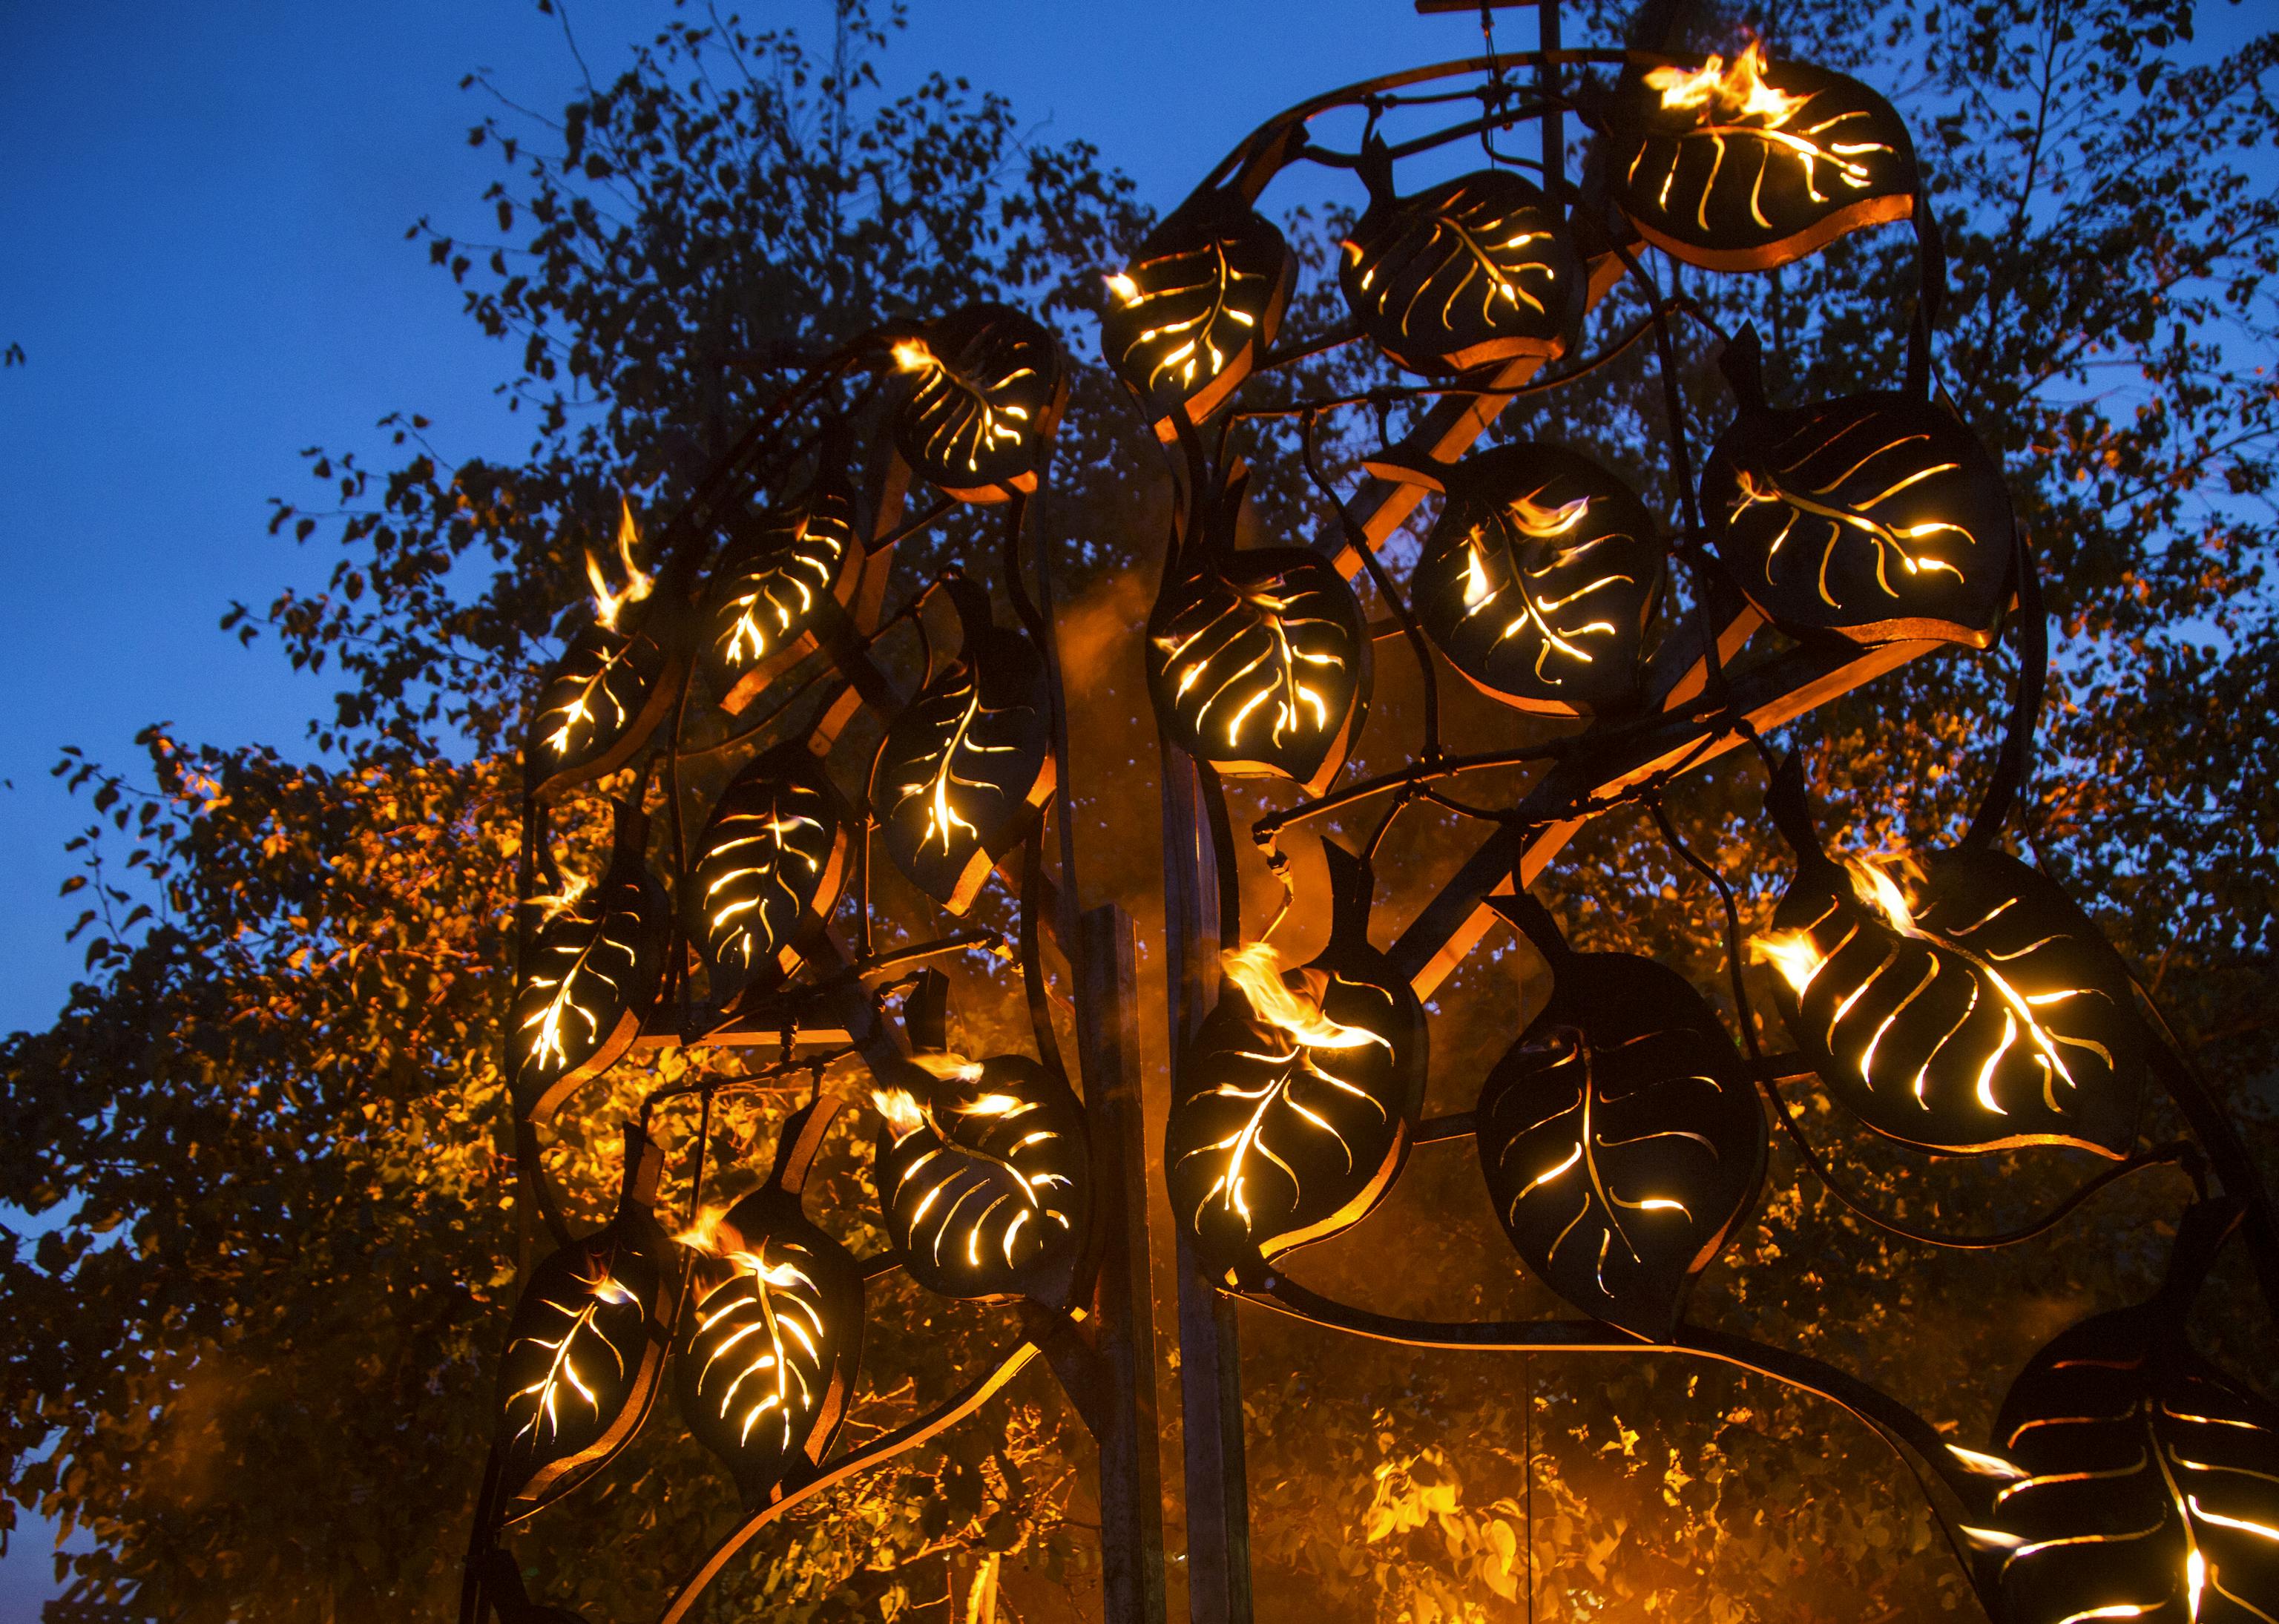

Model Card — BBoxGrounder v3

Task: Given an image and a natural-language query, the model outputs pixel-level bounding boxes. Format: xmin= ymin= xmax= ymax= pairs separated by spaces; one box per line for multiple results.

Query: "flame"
xmin=1844 ymin=852 xmax=1924 ymax=933
xmin=1945 ymin=1445 xmax=2025 ymax=1481
xmin=873 ymin=1086 xmax=930 ymax=1140
xmin=2187 ymin=1550 xmax=2207 ymax=1620
xmin=957 ymin=1092 xmax=1025 ymax=1117
xmin=730 ymin=1254 xmax=809 ymax=1290
xmin=892 ymin=339 xmax=937 ymax=374
xmin=585 ymin=498 xmax=656 ymax=631
xmin=524 ymin=873 xmax=591 ymax=925
xmin=912 ymin=1052 xmax=987 ymax=1082
xmin=587 ymin=1273 xmax=637 ymax=1307
xmin=1220 ymin=942 xmax=1390 ymax=1053
xmin=1462 ymin=545 xmax=1494 ymax=608
xmin=1104 ymin=272 xmax=1142 ymax=306
xmin=674 ymin=1205 xmax=734 ymax=1255
xmin=1749 ymin=929 xmax=1826 ymax=996
xmin=1645 ymin=39 xmax=1809 ymax=124
xmin=1510 ymin=492 xmax=1591 ymax=539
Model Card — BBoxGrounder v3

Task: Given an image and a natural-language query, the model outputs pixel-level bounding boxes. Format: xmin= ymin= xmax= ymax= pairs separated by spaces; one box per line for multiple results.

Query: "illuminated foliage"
xmin=683 ymin=741 xmax=852 ymax=996
xmin=1101 ymin=186 xmax=1293 ymax=433
xmin=890 ymin=303 xmax=1067 ymax=502
xmin=703 ymin=467 xmax=862 ymax=715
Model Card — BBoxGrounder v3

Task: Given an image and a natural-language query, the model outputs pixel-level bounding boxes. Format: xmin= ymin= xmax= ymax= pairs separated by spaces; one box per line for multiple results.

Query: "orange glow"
xmin=1749 ymin=928 xmax=1826 ymax=996
xmin=1510 ymin=492 xmax=1591 ymax=539
xmin=585 ymin=498 xmax=655 ymax=631
xmin=525 ymin=873 xmax=591 ymax=926
xmin=872 ymin=1086 xmax=929 ymax=1141
xmin=892 ymin=339 xmax=937 ymax=374
xmin=674 ymin=1205 xmax=733 ymax=1256
xmin=1103 ymin=272 xmax=1142 ymax=306
xmin=912 ymin=1052 xmax=987 ymax=1082
xmin=1220 ymin=942 xmax=1390 ymax=1053
xmin=1645 ymin=40 xmax=1809 ymax=125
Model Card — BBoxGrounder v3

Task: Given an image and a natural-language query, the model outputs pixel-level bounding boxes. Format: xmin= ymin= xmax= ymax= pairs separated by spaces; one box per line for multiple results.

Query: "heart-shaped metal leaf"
xmin=703 ymin=469 xmax=862 ymax=715
xmin=1703 ymin=390 xmax=2016 ymax=648
xmin=1102 ymin=188 xmax=1293 ymax=435
xmin=1755 ymin=841 xmax=2143 ymax=1157
xmin=872 ymin=1053 xmax=1091 ymax=1304
xmin=1476 ymin=897 xmax=1765 ymax=1339
xmin=493 ymin=1128 xmax=674 ymax=1517
xmin=1165 ymin=843 xmax=1427 ymax=1284
xmin=1146 ymin=544 xmax=1372 ymax=798
xmin=892 ymin=303 xmax=1067 ymax=502
xmin=1339 ymin=163 xmax=1585 ymax=375
xmin=1608 ymin=46 xmax=1918 ymax=272
xmin=526 ymin=612 xmax=681 ymax=801
xmin=510 ymin=815 xmax=670 ymax=1123
xmin=1415 ymin=443 xmax=1663 ymax=715
xmin=685 ymin=741 xmax=852 ymax=998
xmin=674 ymin=1178 xmax=864 ymax=1508
xmin=871 ymin=580 xmax=1055 ymax=915
xmin=1968 ymin=1206 xmax=2279 ymax=1624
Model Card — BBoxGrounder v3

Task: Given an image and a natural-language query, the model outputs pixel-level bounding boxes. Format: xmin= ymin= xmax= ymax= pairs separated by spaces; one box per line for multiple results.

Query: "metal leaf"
xmin=525 ymin=614 xmax=680 ymax=800
xmin=510 ymin=832 xmax=669 ymax=1124
xmin=1757 ymin=846 xmax=2143 ymax=1156
xmin=685 ymin=743 xmax=851 ymax=996
xmin=1415 ymin=443 xmax=1663 ymax=715
xmin=892 ymin=303 xmax=1066 ymax=502
xmin=703 ymin=473 xmax=861 ymax=715
xmin=492 ymin=1131 xmax=673 ymax=1516
xmin=1972 ymin=1214 xmax=2279 ymax=1624
xmin=1703 ymin=391 xmax=2016 ymax=648
xmin=1101 ymin=188 xmax=1292 ymax=434
xmin=1338 ymin=165 xmax=1585 ymax=375
xmin=872 ymin=1056 xmax=1091 ymax=1304
xmin=1476 ymin=902 xmax=1765 ymax=1339
xmin=1608 ymin=47 xmax=1918 ymax=272
xmin=675 ymin=1192 xmax=864 ymax=1508
xmin=1145 ymin=545 xmax=1372 ymax=798
xmin=871 ymin=585 xmax=1054 ymax=914
xmin=1165 ymin=844 xmax=1427 ymax=1283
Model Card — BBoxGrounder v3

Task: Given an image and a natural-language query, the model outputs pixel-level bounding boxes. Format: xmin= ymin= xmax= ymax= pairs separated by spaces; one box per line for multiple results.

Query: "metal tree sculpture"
xmin=456 ymin=9 xmax=2278 ymax=1624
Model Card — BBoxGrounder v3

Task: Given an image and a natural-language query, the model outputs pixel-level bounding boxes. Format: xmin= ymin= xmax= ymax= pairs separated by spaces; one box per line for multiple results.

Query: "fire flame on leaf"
xmin=1645 ymin=40 xmax=1809 ymax=124
xmin=1220 ymin=942 xmax=1390 ymax=1053
xmin=1104 ymin=272 xmax=1143 ymax=307
xmin=873 ymin=1086 xmax=929 ymax=1141
xmin=674 ymin=1205 xmax=733 ymax=1255
xmin=892 ymin=339 xmax=936 ymax=374
xmin=913 ymin=1052 xmax=987 ymax=1083
xmin=1511 ymin=492 xmax=1592 ymax=539
xmin=585 ymin=498 xmax=656 ymax=632
xmin=524 ymin=872 xmax=591 ymax=926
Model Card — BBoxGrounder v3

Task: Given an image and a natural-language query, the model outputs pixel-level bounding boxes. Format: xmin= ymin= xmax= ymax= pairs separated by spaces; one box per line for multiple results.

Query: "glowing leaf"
xmin=1974 ymin=1206 xmax=2279 ymax=1624
xmin=685 ymin=742 xmax=852 ymax=996
xmin=675 ymin=1186 xmax=863 ymax=1508
xmin=525 ymin=611 xmax=680 ymax=801
xmin=872 ymin=1054 xmax=1091 ymax=1304
xmin=1338 ymin=160 xmax=1585 ymax=375
xmin=1146 ymin=541 xmax=1371 ymax=798
xmin=509 ymin=816 xmax=669 ymax=1124
xmin=1101 ymin=188 xmax=1292 ymax=435
xmin=703 ymin=470 xmax=861 ymax=714
xmin=493 ymin=1129 xmax=674 ymax=1517
xmin=1415 ymin=443 xmax=1663 ymax=715
xmin=892 ymin=304 xmax=1067 ymax=502
xmin=1758 ymin=841 xmax=2142 ymax=1157
xmin=1165 ymin=843 xmax=1426 ymax=1284
xmin=1476 ymin=896 xmax=1765 ymax=1339
xmin=1703 ymin=391 xmax=2016 ymax=648
xmin=1609 ymin=47 xmax=1918 ymax=272
xmin=870 ymin=580 xmax=1054 ymax=914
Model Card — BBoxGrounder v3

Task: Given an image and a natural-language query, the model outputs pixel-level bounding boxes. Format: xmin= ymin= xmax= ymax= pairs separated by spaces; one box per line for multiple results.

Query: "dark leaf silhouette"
xmin=1415 ymin=443 xmax=1662 ymax=714
xmin=871 ymin=580 xmax=1054 ymax=913
xmin=1165 ymin=844 xmax=1426 ymax=1284
xmin=1102 ymin=188 xmax=1292 ymax=433
xmin=685 ymin=741 xmax=852 ymax=996
xmin=1147 ymin=545 xmax=1371 ymax=798
xmin=493 ymin=1129 xmax=674 ymax=1517
xmin=892 ymin=303 xmax=1067 ymax=502
xmin=1339 ymin=162 xmax=1585 ymax=375
xmin=703 ymin=470 xmax=862 ymax=714
xmin=1757 ymin=843 xmax=2142 ymax=1156
xmin=872 ymin=1053 xmax=1091 ymax=1304
xmin=1969 ymin=1206 xmax=2279 ymax=1624
xmin=1703 ymin=390 xmax=2015 ymax=648
xmin=1476 ymin=897 xmax=1765 ymax=1339
xmin=1608 ymin=46 xmax=1918 ymax=272
xmin=525 ymin=613 xmax=680 ymax=801
xmin=509 ymin=815 xmax=670 ymax=1123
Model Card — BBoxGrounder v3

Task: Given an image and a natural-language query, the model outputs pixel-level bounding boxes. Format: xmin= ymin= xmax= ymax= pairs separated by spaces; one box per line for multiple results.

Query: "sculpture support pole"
xmin=1080 ymin=903 xmax=1171 ymax=1624
xmin=1160 ymin=746 xmax=1256 ymax=1624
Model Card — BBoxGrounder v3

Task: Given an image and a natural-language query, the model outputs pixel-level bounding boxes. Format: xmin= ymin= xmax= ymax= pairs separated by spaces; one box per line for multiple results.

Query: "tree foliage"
xmin=1 ymin=1 xmax=2274 ymax=1621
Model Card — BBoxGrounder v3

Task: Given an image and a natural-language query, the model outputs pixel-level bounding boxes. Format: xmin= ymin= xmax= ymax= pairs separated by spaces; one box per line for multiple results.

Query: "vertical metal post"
xmin=1539 ymin=0 xmax=1563 ymax=187
xmin=1079 ymin=902 xmax=1171 ymax=1624
xmin=1159 ymin=749 xmax=1254 ymax=1624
